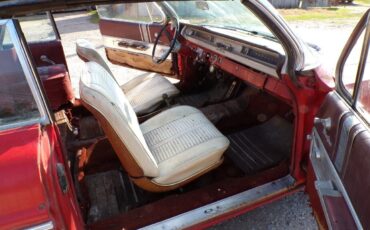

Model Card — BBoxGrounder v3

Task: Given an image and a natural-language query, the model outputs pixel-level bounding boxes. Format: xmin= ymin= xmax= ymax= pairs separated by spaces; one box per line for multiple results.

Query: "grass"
xmin=89 ymin=10 xmax=100 ymax=24
xmin=355 ymin=0 xmax=370 ymax=5
xmin=278 ymin=0 xmax=370 ymax=22
xmin=279 ymin=5 xmax=368 ymax=21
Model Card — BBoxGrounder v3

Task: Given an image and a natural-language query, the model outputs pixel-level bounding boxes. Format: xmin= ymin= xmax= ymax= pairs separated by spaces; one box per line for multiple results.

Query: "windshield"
xmin=167 ymin=1 xmax=275 ymax=39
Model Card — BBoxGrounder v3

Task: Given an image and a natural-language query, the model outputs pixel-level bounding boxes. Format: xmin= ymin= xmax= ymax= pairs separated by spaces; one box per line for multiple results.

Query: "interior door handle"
xmin=40 ymin=55 xmax=56 ymax=65
xmin=314 ymin=117 xmax=332 ymax=130
xmin=118 ymin=41 xmax=149 ymax=51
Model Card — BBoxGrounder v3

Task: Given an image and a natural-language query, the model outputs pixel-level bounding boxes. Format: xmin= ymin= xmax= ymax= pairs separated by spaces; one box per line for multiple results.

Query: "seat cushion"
xmin=140 ymin=106 xmax=230 ymax=185
xmin=125 ymin=74 xmax=180 ymax=115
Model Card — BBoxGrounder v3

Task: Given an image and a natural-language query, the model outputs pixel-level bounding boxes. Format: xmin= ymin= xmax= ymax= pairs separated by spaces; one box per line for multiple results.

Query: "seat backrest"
xmin=79 ymin=61 xmax=159 ymax=177
xmin=76 ymin=39 xmax=115 ymax=78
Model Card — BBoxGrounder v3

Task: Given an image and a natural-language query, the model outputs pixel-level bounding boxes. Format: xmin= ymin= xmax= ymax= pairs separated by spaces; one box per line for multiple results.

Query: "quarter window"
xmin=97 ymin=3 xmax=164 ymax=23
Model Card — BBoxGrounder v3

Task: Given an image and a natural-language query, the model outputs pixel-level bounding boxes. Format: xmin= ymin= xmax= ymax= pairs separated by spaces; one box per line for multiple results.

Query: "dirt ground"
xmin=53 ymin=10 xmax=361 ymax=229
xmin=289 ymin=19 xmax=359 ymax=74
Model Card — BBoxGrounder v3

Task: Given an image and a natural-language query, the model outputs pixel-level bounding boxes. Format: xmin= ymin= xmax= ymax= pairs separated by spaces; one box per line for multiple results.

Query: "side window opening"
xmin=341 ymin=30 xmax=365 ymax=97
xmin=356 ymin=43 xmax=370 ymax=120
xmin=97 ymin=3 xmax=164 ymax=24
xmin=16 ymin=13 xmax=57 ymax=43
xmin=0 ymin=23 xmax=41 ymax=127
xmin=339 ymin=15 xmax=370 ymax=123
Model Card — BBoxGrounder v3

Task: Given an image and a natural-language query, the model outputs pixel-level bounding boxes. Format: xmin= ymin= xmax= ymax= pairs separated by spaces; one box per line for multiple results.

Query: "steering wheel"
xmin=152 ymin=17 xmax=180 ymax=64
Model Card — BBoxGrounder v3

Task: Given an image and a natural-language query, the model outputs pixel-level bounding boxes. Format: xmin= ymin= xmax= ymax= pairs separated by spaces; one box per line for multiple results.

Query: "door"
xmin=97 ymin=3 xmax=175 ymax=75
xmin=307 ymin=10 xmax=370 ymax=230
xmin=0 ymin=19 xmax=83 ymax=229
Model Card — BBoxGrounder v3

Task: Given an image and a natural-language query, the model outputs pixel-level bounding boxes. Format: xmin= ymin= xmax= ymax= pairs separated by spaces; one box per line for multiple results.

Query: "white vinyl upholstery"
xmin=124 ymin=74 xmax=180 ymax=114
xmin=80 ymin=62 xmax=159 ymax=177
xmin=76 ymin=39 xmax=179 ymax=115
xmin=80 ymin=62 xmax=229 ymax=187
xmin=141 ymin=106 xmax=230 ymax=185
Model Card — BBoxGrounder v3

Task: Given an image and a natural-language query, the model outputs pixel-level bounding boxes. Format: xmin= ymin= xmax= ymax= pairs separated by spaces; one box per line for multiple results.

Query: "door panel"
xmin=341 ymin=130 xmax=370 ymax=228
xmin=308 ymin=11 xmax=370 ymax=229
xmin=17 ymin=12 xmax=74 ymax=109
xmin=309 ymin=92 xmax=369 ymax=229
xmin=97 ymin=3 xmax=175 ymax=75
xmin=99 ymin=19 xmax=169 ymax=43
xmin=314 ymin=92 xmax=350 ymax=159
xmin=28 ymin=40 xmax=68 ymax=68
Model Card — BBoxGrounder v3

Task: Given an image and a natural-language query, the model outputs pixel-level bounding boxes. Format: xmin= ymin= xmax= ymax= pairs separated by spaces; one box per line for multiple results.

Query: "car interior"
xmin=5 ymin=4 xmax=297 ymax=229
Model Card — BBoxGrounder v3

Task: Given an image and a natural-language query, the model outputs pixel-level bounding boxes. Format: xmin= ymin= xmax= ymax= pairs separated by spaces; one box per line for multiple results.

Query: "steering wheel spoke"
xmin=152 ymin=18 xmax=180 ymax=64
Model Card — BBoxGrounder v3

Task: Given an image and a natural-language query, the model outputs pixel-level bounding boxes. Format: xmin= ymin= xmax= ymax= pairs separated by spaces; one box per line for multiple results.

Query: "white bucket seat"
xmin=79 ymin=61 xmax=229 ymax=192
xmin=76 ymin=39 xmax=179 ymax=115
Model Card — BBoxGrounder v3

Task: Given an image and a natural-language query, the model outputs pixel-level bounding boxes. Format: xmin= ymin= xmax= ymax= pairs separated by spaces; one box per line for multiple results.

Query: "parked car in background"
xmin=0 ymin=0 xmax=369 ymax=229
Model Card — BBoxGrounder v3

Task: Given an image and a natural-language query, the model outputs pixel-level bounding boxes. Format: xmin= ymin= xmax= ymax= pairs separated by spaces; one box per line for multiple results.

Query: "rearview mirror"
xmin=196 ymin=1 xmax=209 ymax=10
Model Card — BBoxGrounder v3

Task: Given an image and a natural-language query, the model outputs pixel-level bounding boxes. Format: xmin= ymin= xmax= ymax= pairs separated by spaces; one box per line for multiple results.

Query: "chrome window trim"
xmin=336 ymin=11 xmax=370 ymax=104
xmin=0 ymin=117 xmax=47 ymax=131
xmin=25 ymin=221 xmax=54 ymax=230
xmin=336 ymin=10 xmax=370 ymax=126
xmin=47 ymin=11 xmax=61 ymax=40
xmin=0 ymin=19 xmax=50 ymax=131
xmin=350 ymin=13 xmax=370 ymax=106
xmin=140 ymin=175 xmax=295 ymax=230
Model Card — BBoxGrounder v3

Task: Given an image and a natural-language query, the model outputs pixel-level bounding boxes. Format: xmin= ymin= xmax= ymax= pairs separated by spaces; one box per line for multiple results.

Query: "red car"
xmin=0 ymin=1 xmax=369 ymax=229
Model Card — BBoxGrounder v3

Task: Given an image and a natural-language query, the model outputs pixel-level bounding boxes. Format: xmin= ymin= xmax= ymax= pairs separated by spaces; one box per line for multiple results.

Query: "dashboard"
xmin=181 ymin=25 xmax=285 ymax=78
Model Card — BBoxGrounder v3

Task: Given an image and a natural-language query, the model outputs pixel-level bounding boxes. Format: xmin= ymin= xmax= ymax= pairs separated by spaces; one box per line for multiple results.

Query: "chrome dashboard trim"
xmin=249 ymin=0 xmax=307 ymax=71
xmin=181 ymin=26 xmax=281 ymax=78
